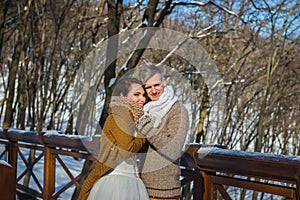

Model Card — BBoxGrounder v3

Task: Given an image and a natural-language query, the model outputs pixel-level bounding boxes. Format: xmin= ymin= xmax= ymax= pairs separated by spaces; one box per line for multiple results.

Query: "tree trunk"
xmin=196 ymin=84 xmax=209 ymax=143
xmin=3 ymin=36 xmax=22 ymax=128
xmin=99 ymin=0 xmax=122 ymax=127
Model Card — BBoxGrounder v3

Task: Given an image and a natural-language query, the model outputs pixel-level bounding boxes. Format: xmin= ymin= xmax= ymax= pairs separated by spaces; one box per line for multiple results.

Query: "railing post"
xmin=192 ymin=168 xmax=203 ymax=200
xmin=0 ymin=161 xmax=16 ymax=200
xmin=4 ymin=136 xmax=17 ymax=200
xmin=7 ymin=137 xmax=17 ymax=199
xmin=5 ymin=129 xmax=17 ymax=169
xmin=297 ymin=179 xmax=300 ymax=200
xmin=44 ymin=146 xmax=56 ymax=200
xmin=202 ymin=171 xmax=217 ymax=200
xmin=7 ymin=140 xmax=17 ymax=170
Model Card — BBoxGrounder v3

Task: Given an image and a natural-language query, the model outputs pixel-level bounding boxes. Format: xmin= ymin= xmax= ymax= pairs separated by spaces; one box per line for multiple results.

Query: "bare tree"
xmin=0 ymin=0 xmax=299 ymax=154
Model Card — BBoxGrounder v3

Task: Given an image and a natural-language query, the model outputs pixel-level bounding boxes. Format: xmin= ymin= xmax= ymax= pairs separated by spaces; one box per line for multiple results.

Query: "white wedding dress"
xmin=87 ymin=156 xmax=149 ymax=200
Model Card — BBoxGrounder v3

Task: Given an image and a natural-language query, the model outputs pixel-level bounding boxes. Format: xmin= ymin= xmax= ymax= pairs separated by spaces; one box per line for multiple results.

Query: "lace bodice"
xmin=109 ymin=156 xmax=139 ymax=178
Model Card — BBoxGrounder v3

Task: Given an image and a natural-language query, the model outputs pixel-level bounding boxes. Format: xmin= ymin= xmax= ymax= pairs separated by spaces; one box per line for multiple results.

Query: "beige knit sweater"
xmin=138 ymin=101 xmax=189 ymax=198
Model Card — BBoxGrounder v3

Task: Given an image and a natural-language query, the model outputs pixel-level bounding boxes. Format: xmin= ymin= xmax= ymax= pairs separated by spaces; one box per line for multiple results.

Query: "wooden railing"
xmin=187 ymin=145 xmax=300 ymax=200
xmin=0 ymin=129 xmax=99 ymax=200
xmin=1 ymin=129 xmax=300 ymax=200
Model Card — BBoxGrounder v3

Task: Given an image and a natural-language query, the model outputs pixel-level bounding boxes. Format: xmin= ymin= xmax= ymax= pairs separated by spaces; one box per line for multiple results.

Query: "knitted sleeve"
xmin=110 ymin=115 xmax=147 ymax=154
xmin=139 ymin=102 xmax=189 ymax=161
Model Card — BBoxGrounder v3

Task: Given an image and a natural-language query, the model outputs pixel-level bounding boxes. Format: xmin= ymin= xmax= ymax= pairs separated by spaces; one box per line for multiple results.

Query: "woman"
xmin=79 ymin=78 xmax=149 ymax=200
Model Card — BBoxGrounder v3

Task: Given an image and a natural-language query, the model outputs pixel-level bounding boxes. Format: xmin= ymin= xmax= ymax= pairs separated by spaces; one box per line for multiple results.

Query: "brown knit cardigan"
xmin=78 ymin=97 xmax=147 ymax=200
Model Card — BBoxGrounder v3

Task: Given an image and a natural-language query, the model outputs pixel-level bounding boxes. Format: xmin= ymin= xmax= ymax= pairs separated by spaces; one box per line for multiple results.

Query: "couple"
xmin=78 ymin=65 xmax=189 ymax=200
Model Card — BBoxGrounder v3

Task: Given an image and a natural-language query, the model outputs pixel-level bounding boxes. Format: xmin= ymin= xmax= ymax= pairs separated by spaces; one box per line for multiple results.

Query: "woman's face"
xmin=127 ymin=83 xmax=146 ymax=108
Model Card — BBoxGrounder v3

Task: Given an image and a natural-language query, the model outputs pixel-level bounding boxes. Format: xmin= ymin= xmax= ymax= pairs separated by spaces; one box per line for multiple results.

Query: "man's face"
xmin=144 ymin=73 xmax=165 ymax=101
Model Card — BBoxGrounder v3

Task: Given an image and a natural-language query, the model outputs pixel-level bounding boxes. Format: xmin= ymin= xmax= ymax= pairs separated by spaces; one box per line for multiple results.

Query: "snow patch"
xmin=43 ymin=130 xmax=93 ymax=141
xmin=0 ymin=160 xmax=12 ymax=167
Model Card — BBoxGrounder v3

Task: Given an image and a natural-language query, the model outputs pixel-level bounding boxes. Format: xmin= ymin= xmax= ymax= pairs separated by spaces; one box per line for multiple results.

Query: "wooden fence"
xmin=1 ymin=129 xmax=300 ymax=200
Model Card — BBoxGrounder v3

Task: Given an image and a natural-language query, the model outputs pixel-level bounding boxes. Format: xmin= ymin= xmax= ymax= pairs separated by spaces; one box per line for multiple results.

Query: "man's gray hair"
xmin=137 ymin=64 xmax=163 ymax=84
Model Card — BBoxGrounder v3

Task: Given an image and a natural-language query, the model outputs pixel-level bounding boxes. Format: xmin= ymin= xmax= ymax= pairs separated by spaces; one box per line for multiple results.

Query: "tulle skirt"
xmin=87 ymin=174 xmax=149 ymax=200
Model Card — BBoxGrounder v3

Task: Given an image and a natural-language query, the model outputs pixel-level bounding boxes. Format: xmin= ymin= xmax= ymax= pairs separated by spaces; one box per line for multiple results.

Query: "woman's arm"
xmin=109 ymin=115 xmax=147 ymax=153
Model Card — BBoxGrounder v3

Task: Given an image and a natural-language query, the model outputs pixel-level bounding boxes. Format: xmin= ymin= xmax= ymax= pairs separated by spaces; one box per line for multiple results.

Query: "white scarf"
xmin=143 ymin=85 xmax=178 ymax=127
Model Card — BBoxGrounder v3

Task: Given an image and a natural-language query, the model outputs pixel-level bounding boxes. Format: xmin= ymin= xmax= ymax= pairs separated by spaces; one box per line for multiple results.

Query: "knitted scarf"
xmin=144 ymin=85 xmax=178 ymax=119
xmin=110 ymin=96 xmax=144 ymax=124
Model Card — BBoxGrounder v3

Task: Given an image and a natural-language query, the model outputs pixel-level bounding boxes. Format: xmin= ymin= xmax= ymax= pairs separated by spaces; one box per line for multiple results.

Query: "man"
xmin=137 ymin=65 xmax=189 ymax=200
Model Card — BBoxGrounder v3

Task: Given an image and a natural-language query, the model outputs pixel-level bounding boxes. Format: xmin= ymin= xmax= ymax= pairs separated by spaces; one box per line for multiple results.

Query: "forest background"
xmin=0 ymin=0 xmax=300 ymax=156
